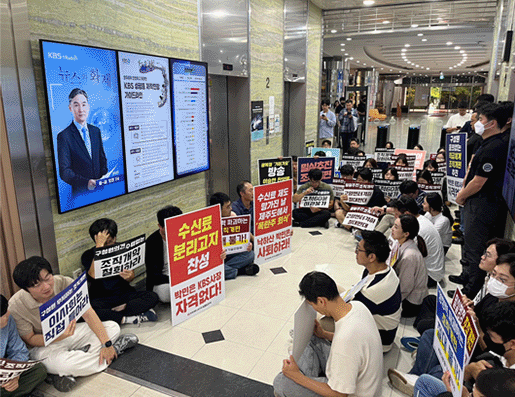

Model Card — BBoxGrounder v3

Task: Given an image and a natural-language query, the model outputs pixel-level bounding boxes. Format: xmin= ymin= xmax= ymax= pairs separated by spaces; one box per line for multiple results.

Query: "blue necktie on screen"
xmin=81 ymin=126 xmax=92 ymax=157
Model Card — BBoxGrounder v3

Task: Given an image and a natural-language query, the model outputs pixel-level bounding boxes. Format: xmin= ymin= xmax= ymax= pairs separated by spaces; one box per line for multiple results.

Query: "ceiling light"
xmin=437 ymin=17 xmax=443 ymax=21
xmin=390 ymin=69 xmax=393 ymax=71
xmin=349 ymin=57 xmax=354 ymax=60
xmin=426 ymin=68 xmax=430 ymax=70
xmin=347 ymin=38 xmax=352 ymax=41
xmin=341 ymin=49 xmax=345 ymax=51
xmin=454 ymin=46 xmax=460 ymax=50
xmin=381 ymin=68 xmax=384 ymax=70
xmin=460 ymin=50 xmax=464 ymax=53
xmin=417 ymin=33 xmax=424 ymax=36
xmin=411 ymin=24 xmax=419 ymax=28
xmin=415 ymin=64 xmax=419 ymax=67
xmin=402 ymin=49 xmax=407 ymax=52
xmin=363 ymin=0 xmax=375 ymax=5
xmin=356 ymin=60 xmax=360 ymax=63
xmin=340 ymin=43 xmax=345 ymax=46
xmin=446 ymin=42 xmax=452 ymax=45
xmin=363 ymin=63 xmax=367 ymax=65
xmin=331 ymin=29 xmax=337 ymax=33
xmin=421 ymin=38 xmax=427 ymax=42
xmin=383 ymin=20 xmax=390 ymax=24
xmin=345 ymin=53 xmax=349 ymax=55
xmin=404 ymin=44 xmax=410 ymax=47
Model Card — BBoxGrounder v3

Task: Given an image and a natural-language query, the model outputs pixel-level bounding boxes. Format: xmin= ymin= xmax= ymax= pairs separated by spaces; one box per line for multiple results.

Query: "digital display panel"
xmin=118 ymin=51 xmax=174 ymax=192
xmin=170 ymin=59 xmax=210 ymax=177
xmin=41 ymin=41 xmax=126 ymax=213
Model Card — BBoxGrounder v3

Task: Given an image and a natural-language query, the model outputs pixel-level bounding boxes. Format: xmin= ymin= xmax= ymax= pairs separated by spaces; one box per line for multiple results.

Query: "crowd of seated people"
xmin=4 ymin=99 xmax=514 ymax=396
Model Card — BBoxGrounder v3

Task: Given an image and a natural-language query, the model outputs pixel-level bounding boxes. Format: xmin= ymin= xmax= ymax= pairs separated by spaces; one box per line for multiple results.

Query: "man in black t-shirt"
xmin=455 ymin=103 xmax=510 ymax=299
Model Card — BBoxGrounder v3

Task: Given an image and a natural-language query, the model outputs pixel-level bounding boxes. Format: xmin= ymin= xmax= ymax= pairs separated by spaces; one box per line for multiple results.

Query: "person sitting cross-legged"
xmin=8 ymin=257 xmax=138 ymax=393
xmin=81 ymin=218 xmax=159 ymax=325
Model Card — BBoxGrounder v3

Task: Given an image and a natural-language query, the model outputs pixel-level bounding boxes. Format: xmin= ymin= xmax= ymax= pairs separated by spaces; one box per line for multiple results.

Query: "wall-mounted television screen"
xmin=40 ymin=40 xmax=210 ymax=213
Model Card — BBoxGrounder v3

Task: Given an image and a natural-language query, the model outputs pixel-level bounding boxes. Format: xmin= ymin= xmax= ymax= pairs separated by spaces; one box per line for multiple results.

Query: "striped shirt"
xmin=351 ymin=267 xmax=402 ymax=352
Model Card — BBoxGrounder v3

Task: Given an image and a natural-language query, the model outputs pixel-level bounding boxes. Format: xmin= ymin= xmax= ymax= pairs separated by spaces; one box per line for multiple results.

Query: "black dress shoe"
xmin=449 ymin=274 xmax=468 ymax=285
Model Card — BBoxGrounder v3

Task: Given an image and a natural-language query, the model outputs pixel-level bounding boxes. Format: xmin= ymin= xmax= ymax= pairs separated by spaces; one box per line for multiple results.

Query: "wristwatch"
xmin=104 ymin=340 xmax=113 ymax=348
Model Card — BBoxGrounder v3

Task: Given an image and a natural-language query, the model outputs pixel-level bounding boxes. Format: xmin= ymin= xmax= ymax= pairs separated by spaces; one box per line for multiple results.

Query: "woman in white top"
xmin=423 ymin=193 xmax=453 ymax=254
xmin=389 ymin=214 xmax=429 ymax=317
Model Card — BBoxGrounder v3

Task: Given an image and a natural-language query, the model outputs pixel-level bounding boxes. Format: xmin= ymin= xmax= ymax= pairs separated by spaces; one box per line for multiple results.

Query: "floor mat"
xmin=108 ymin=344 xmax=275 ymax=396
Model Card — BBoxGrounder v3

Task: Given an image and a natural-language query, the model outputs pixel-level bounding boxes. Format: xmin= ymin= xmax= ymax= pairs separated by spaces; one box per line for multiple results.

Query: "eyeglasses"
xmin=355 ymin=244 xmax=368 ymax=254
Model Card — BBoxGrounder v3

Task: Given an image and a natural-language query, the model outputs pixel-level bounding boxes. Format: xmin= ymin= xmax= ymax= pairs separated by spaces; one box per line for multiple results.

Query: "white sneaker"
xmin=387 ymin=368 xmax=418 ymax=396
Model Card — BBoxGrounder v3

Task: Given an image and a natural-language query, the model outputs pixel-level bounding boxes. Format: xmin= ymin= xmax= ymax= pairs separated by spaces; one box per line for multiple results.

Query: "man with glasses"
xmin=8 ymin=257 xmax=138 ymax=392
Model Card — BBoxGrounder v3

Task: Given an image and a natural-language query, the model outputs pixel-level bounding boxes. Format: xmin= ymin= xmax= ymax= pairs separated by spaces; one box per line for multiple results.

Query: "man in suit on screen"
xmin=57 ymin=88 xmax=108 ymax=195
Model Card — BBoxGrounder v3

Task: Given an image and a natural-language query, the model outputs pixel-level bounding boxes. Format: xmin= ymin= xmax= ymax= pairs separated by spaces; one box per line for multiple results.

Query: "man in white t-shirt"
xmin=445 ymin=101 xmax=471 ymax=132
xmin=273 ymin=271 xmax=383 ymax=397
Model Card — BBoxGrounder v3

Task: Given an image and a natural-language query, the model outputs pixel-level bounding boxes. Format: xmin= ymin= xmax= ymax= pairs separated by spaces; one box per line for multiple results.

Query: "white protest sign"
xmin=0 ymin=358 xmax=43 ymax=385
xmin=430 ymin=171 xmax=446 ymax=186
xmin=374 ymin=148 xmax=395 ymax=163
xmin=419 ymin=183 xmax=443 ymax=197
xmin=393 ymin=165 xmax=415 ymax=180
xmin=330 ymin=178 xmax=347 ymax=198
xmin=342 ymin=206 xmax=379 ymax=230
xmin=300 ymin=190 xmax=331 ymax=208
xmin=222 ymin=215 xmax=251 ymax=254
xmin=374 ymin=178 xmax=402 ymax=199
xmin=40 ymin=272 xmax=90 ymax=346
xmin=340 ymin=155 xmax=366 ymax=169
xmin=344 ymin=181 xmax=374 ymax=205
xmin=94 ymin=235 xmax=146 ymax=279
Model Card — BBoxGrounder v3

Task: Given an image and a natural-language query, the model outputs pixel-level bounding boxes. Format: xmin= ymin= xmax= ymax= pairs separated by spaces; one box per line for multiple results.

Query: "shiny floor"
xmin=36 ymin=112 xmax=462 ymax=397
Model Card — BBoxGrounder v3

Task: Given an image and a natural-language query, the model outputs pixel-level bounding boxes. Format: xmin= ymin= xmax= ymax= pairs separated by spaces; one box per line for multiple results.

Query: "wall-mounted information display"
xmin=170 ymin=59 xmax=210 ymax=177
xmin=40 ymin=40 xmax=210 ymax=213
xmin=118 ymin=51 xmax=174 ymax=192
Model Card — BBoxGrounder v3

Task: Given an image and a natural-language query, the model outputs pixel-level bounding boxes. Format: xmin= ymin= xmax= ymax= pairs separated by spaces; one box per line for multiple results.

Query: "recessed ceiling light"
xmin=363 ymin=0 xmax=375 ymax=5
xmin=363 ymin=63 xmax=367 ymax=65
xmin=405 ymin=44 xmax=411 ymax=47
xmin=341 ymin=49 xmax=345 ymax=51
xmin=446 ymin=42 xmax=452 ymax=45
xmin=411 ymin=24 xmax=419 ymax=28
xmin=381 ymin=68 xmax=384 ymax=70
xmin=345 ymin=53 xmax=349 ymax=55
xmin=421 ymin=38 xmax=427 ymax=42
xmin=349 ymin=57 xmax=354 ymax=60
xmin=426 ymin=67 xmax=430 ymax=70
xmin=437 ymin=17 xmax=443 ymax=21
xmin=415 ymin=64 xmax=419 ymax=67
xmin=347 ymin=38 xmax=352 ymax=41
xmin=454 ymin=46 xmax=460 ymax=50
xmin=390 ymin=69 xmax=393 ymax=71
xmin=460 ymin=50 xmax=465 ymax=53
xmin=340 ymin=43 xmax=345 ymax=46
xmin=356 ymin=60 xmax=360 ymax=63
xmin=331 ymin=29 xmax=337 ymax=33
xmin=383 ymin=20 xmax=390 ymax=24
xmin=417 ymin=33 xmax=423 ymax=36
xmin=402 ymin=49 xmax=407 ymax=52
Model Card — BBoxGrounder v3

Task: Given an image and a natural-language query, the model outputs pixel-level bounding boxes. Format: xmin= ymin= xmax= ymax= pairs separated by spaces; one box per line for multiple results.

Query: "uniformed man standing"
xmin=455 ymin=103 xmax=510 ymax=299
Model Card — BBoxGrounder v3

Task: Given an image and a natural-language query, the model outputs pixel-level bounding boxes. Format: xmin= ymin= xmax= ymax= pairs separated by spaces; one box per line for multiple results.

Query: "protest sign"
xmin=222 ymin=215 xmax=251 ymax=254
xmin=434 ymin=285 xmax=467 ymax=397
xmin=430 ymin=171 xmax=446 ymax=186
xmin=93 ymin=235 xmax=145 ymax=279
xmin=374 ymin=179 xmax=402 ymax=199
xmin=305 ymin=140 xmax=315 ymax=156
xmin=429 ymin=153 xmax=437 ymax=160
xmin=394 ymin=149 xmax=426 ymax=170
xmin=0 ymin=358 xmax=43 ymax=386
xmin=392 ymin=165 xmax=415 ymax=181
xmin=310 ymin=148 xmax=341 ymax=171
xmin=342 ymin=206 xmax=379 ymax=230
xmin=391 ymin=154 xmax=417 ymax=168
xmin=330 ymin=178 xmax=347 ymax=197
xmin=370 ymin=168 xmax=383 ymax=180
xmin=40 ymin=272 xmax=90 ymax=346
xmin=297 ymin=157 xmax=335 ymax=184
xmin=344 ymin=181 xmax=374 ymax=205
xmin=292 ymin=300 xmax=317 ymax=362
xmin=375 ymin=148 xmax=395 ymax=163
xmin=165 ymin=205 xmax=224 ymax=326
xmin=418 ymin=183 xmax=443 ymax=197
xmin=254 ymin=180 xmax=292 ymax=265
xmin=503 ymin=118 xmax=515 ymax=220
xmin=300 ymin=191 xmax=331 ymax=208
xmin=438 ymin=161 xmax=447 ymax=173
xmin=258 ymin=158 xmax=292 ymax=185
xmin=340 ymin=155 xmax=366 ymax=170
xmin=451 ymin=288 xmax=480 ymax=360
xmin=446 ymin=133 xmax=467 ymax=204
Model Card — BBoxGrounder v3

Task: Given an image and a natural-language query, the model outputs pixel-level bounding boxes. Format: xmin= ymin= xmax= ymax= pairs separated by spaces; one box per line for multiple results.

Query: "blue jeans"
xmin=273 ymin=335 xmax=331 ymax=397
xmin=410 ymin=329 xmax=443 ymax=380
xmin=414 ymin=374 xmax=447 ymax=397
xmin=224 ymin=250 xmax=254 ymax=280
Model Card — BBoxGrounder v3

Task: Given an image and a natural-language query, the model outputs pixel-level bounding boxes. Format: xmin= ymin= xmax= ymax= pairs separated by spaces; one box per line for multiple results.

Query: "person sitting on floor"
xmin=210 ymin=192 xmax=259 ymax=279
xmin=81 ymin=218 xmax=159 ymax=325
xmin=145 ymin=205 xmax=183 ymax=303
xmin=399 ymin=180 xmax=427 ymax=214
xmin=423 ymin=193 xmax=453 ymax=255
xmin=292 ymin=168 xmax=334 ymax=229
xmin=232 ymin=180 xmax=255 ymax=234
xmin=273 ymin=271 xmax=383 ymax=397
xmin=320 ymin=231 xmax=401 ymax=353
xmin=388 ymin=214 xmax=429 ymax=317
xmin=0 ymin=294 xmax=47 ymax=397
xmin=8 ymin=257 xmax=138 ymax=393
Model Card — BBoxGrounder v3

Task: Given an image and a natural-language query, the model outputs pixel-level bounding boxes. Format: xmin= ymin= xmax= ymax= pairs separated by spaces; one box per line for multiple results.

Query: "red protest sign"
xmin=254 ymin=180 xmax=293 ymax=237
xmin=165 ymin=205 xmax=223 ymax=286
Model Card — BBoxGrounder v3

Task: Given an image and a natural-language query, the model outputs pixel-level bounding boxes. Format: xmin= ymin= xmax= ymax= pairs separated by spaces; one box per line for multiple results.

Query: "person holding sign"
xmin=292 ymin=168 xmax=334 ymax=228
xmin=57 ymin=88 xmax=108 ymax=195
xmin=388 ymin=214 xmax=429 ymax=317
xmin=273 ymin=271 xmax=383 ymax=397
xmin=210 ymin=192 xmax=258 ymax=279
xmin=82 ymin=219 xmax=159 ymax=325
xmin=8 ymin=257 xmax=137 ymax=392
xmin=0 ymin=295 xmax=46 ymax=397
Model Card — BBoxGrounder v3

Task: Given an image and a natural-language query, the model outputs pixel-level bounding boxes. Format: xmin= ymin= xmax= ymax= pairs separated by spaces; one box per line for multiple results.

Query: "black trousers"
xmin=401 ymin=299 xmax=422 ymax=318
xmin=292 ymin=208 xmax=331 ymax=228
xmin=91 ymin=290 xmax=159 ymax=324
xmin=414 ymin=295 xmax=437 ymax=335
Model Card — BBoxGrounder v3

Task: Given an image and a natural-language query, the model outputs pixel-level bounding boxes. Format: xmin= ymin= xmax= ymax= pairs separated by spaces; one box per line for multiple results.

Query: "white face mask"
xmin=474 ymin=120 xmax=485 ymax=136
xmin=487 ymin=277 xmax=515 ymax=298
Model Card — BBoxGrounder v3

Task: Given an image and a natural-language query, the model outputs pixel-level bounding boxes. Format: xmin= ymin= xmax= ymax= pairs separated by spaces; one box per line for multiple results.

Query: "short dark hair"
xmin=479 ymin=103 xmax=508 ymax=129
xmin=423 ymin=159 xmax=439 ymax=171
xmin=382 ymin=167 xmax=399 ymax=180
xmin=394 ymin=195 xmax=419 ymax=216
xmin=399 ymin=180 xmax=419 ymax=195
xmin=482 ymin=301 xmax=515 ymax=343
xmin=385 ymin=141 xmax=394 ymax=149
xmin=486 ymin=238 xmax=515 ymax=261
xmin=476 ymin=93 xmax=495 ymax=103
xmin=476 ymin=367 xmax=515 ymax=397
xmin=292 ymin=155 xmax=298 ymax=162
xmin=236 ymin=180 xmax=251 ymax=198
xmin=0 ymin=295 xmax=8 ymax=317
xmin=350 ymin=138 xmax=359 ymax=144
xmin=321 ymin=99 xmax=330 ymax=106
xmin=89 ymin=218 xmax=117 ymax=241
xmin=298 ymin=271 xmax=339 ymax=303
xmin=356 ymin=167 xmax=373 ymax=182
xmin=314 ymin=151 xmax=326 ymax=157
xmin=496 ymin=253 xmax=515 ymax=278
xmin=339 ymin=97 xmax=345 ymax=102
xmin=13 ymin=256 xmax=53 ymax=291
xmin=68 ymin=88 xmax=88 ymax=103
xmin=321 ymin=139 xmax=332 ymax=146
xmin=416 ymin=169 xmax=433 ymax=185
xmin=157 ymin=206 xmax=183 ymax=227
xmin=414 ymin=144 xmax=424 ymax=150
xmin=339 ymin=164 xmax=354 ymax=177
xmin=361 ymin=231 xmax=391 ymax=263
xmin=457 ymin=101 xmax=468 ymax=109
xmin=345 ymin=99 xmax=353 ymax=104
xmin=210 ymin=192 xmax=231 ymax=208
xmin=308 ymin=168 xmax=323 ymax=181
xmin=356 ymin=150 xmax=365 ymax=156
xmin=363 ymin=158 xmax=378 ymax=168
